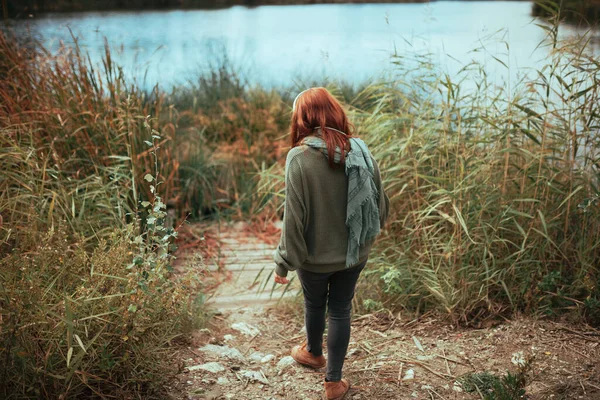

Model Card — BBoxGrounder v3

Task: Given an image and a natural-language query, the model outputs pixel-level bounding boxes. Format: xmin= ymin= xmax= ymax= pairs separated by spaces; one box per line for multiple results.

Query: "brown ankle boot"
xmin=323 ymin=379 xmax=350 ymax=400
xmin=290 ymin=342 xmax=326 ymax=369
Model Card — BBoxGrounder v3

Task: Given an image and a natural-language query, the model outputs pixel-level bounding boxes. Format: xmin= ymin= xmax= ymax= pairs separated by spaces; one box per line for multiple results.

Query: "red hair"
xmin=290 ymin=87 xmax=353 ymax=166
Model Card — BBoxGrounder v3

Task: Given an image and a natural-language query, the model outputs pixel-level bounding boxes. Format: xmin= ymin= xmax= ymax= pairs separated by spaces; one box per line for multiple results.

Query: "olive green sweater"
xmin=274 ymin=145 xmax=389 ymax=277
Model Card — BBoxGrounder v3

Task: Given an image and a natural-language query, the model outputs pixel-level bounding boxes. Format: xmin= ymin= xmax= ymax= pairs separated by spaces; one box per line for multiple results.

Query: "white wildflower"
xmin=511 ymin=351 xmax=526 ymax=367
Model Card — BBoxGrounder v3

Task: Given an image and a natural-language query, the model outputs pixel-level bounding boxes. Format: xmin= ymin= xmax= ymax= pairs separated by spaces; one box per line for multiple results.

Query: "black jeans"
xmin=296 ymin=260 xmax=366 ymax=382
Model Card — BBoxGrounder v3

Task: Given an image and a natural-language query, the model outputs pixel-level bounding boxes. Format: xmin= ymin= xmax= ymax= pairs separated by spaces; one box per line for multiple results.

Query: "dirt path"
xmin=173 ymin=222 xmax=600 ymax=400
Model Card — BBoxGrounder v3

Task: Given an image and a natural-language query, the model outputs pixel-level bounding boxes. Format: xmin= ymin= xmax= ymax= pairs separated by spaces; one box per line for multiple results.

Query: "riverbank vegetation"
xmin=1 ymin=15 xmax=599 ymax=398
xmin=533 ymin=0 xmax=600 ymax=25
xmin=357 ymin=27 xmax=600 ymax=326
xmin=268 ymin=24 xmax=600 ymax=327
xmin=0 ymin=34 xmax=205 ymax=398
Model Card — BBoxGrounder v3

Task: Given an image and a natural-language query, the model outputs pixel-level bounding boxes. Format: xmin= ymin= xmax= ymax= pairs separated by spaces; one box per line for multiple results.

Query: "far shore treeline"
xmin=2 ymin=0 xmax=430 ymax=18
xmin=3 ymin=0 xmax=600 ymax=25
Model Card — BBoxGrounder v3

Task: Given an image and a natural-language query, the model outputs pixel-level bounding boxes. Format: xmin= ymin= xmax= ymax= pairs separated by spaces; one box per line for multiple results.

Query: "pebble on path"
xmin=276 ymin=356 xmax=296 ymax=370
xmin=231 ymin=322 xmax=261 ymax=337
xmin=199 ymin=344 xmax=245 ymax=362
xmin=187 ymin=362 xmax=226 ymax=373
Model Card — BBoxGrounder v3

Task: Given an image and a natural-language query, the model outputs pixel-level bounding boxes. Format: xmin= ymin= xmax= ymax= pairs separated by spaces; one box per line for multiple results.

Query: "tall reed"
xmin=354 ymin=24 xmax=600 ymax=324
xmin=255 ymin=23 xmax=600 ymax=325
xmin=0 ymin=33 xmax=203 ymax=398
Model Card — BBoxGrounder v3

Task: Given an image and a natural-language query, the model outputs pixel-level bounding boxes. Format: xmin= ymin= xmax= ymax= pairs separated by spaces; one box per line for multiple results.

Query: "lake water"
xmin=8 ymin=2 xmax=595 ymax=89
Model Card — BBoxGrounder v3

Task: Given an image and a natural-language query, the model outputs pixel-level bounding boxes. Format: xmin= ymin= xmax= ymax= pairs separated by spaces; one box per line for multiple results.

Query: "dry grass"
xmin=360 ymin=24 xmax=600 ymax=324
xmin=0 ymin=33 xmax=204 ymax=398
xmin=257 ymin=22 xmax=600 ymax=326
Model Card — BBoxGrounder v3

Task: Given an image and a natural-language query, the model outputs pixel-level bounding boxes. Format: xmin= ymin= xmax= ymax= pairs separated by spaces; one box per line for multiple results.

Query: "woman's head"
xmin=290 ymin=87 xmax=353 ymax=164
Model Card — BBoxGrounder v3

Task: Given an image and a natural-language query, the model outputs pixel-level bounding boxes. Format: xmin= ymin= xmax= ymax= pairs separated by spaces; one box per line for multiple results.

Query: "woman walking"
xmin=273 ymin=87 xmax=389 ymax=400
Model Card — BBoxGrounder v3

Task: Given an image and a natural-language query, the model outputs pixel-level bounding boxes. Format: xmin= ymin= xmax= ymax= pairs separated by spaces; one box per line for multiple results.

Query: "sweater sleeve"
xmin=373 ymin=158 xmax=390 ymax=229
xmin=273 ymin=152 xmax=308 ymax=277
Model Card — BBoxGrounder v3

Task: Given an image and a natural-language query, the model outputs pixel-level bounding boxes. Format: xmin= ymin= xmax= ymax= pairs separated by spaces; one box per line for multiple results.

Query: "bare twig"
xmin=397 ymin=358 xmax=454 ymax=380
xmin=430 ymin=388 xmax=447 ymax=400
xmin=559 ymin=327 xmax=600 ymax=343
xmin=353 ymin=313 xmax=374 ymax=321
xmin=436 ymin=353 xmax=468 ymax=366
xmin=284 ymin=334 xmax=304 ymax=342
xmin=585 ymin=381 xmax=600 ymax=391
xmin=580 ymin=380 xmax=586 ymax=395
xmin=371 ymin=334 xmax=405 ymax=348
xmin=442 ymin=349 xmax=451 ymax=375
xmin=569 ymin=346 xmax=591 ymax=359
xmin=397 ymin=362 xmax=403 ymax=386
xmin=243 ymin=334 xmax=260 ymax=355
xmin=351 ymin=364 xmax=385 ymax=373
xmin=369 ymin=328 xmax=387 ymax=338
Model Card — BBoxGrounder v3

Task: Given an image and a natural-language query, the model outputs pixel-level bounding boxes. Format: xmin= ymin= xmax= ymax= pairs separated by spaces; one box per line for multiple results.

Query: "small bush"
xmin=0 ymin=128 xmax=205 ymax=397
xmin=0 ymin=224 xmax=203 ymax=398
xmin=457 ymin=352 xmax=532 ymax=399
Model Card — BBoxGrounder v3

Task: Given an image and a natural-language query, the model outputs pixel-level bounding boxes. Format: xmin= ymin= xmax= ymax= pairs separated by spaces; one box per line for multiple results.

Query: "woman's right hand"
xmin=274 ymin=273 xmax=289 ymax=285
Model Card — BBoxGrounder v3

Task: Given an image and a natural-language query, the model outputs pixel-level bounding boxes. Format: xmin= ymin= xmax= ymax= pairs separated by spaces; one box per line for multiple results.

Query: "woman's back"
xmin=281 ymin=144 xmax=386 ymax=274
xmin=273 ymin=87 xmax=389 ymax=400
xmin=288 ymin=145 xmax=349 ymax=270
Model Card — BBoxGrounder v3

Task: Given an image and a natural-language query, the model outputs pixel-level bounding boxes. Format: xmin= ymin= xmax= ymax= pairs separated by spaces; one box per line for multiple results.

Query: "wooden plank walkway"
xmin=203 ymin=222 xmax=300 ymax=311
